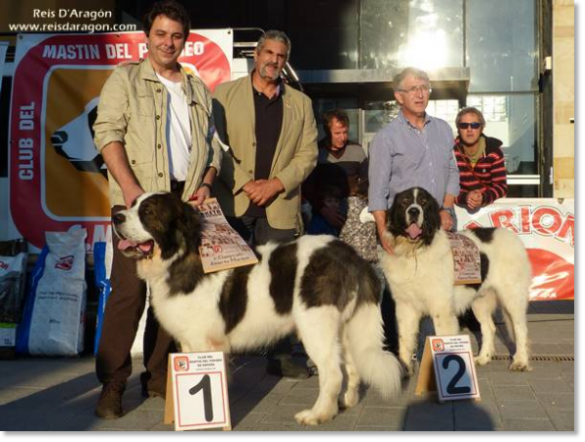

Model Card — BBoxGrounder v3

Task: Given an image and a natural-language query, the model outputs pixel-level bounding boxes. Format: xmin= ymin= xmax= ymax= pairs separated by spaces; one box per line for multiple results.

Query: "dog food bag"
xmin=16 ymin=229 xmax=87 ymax=356
xmin=0 ymin=239 xmax=28 ymax=359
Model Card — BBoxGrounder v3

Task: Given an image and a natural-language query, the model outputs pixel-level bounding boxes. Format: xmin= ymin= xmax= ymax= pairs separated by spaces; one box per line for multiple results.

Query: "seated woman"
xmin=454 ymin=107 xmax=508 ymax=211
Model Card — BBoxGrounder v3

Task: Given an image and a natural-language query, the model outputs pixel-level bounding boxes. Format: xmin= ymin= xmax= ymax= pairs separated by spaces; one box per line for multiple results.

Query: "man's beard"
xmin=259 ymin=62 xmax=281 ymax=81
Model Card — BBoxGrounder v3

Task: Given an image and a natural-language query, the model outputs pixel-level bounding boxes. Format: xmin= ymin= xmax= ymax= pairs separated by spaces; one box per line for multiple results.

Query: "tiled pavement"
xmin=0 ymin=302 xmax=575 ymax=432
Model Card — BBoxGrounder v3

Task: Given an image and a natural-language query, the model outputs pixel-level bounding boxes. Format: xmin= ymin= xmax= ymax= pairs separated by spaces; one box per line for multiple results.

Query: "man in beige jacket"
xmin=92 ymin=0 xmax=221 ymax=419
xmin=212 ymin=30 xmax=318 ymax=377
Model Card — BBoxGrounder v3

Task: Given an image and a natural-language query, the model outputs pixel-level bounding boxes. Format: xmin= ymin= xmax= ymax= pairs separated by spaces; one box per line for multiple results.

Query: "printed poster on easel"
xmin=195 ymin=198 xmax=258 ymax=273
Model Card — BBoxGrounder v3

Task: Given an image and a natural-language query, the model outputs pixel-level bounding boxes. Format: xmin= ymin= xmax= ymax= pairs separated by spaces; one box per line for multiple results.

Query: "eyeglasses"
xmin=398 ymin=85 xmax=432 ymax=95
xmin=457 ymin=122 xmax=482 ymax=130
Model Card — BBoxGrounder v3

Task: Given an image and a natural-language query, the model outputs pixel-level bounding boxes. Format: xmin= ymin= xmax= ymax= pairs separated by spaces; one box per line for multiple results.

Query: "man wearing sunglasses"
xmin=454 ymin=107 xmax=508 ymax=211
xmin=369 ymin=67 xmax=460 ymax=254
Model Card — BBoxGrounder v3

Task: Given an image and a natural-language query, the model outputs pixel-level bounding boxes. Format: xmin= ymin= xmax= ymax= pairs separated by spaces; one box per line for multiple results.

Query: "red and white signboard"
xmin=455 ymin=199 xmax=574 ymax=301
xmin=8 ymin=31 xmax=232 ymax=251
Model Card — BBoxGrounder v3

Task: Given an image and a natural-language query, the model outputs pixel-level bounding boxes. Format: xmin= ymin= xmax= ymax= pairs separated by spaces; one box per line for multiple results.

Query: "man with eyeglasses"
xmin=454 ymin=107 xmax=507 ymax=211
xmin=368 ymin=67 xmax=460 ymax=254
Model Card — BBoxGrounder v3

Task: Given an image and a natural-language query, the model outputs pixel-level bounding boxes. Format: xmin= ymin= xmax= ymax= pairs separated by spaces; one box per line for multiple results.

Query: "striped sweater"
xmin=454 ymin=135 xmax=508 ymax=207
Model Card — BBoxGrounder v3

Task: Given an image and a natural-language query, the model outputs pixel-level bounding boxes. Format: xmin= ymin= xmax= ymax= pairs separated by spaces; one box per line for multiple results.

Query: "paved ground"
xmin=0 ymin=301 xmax=575 ymax=432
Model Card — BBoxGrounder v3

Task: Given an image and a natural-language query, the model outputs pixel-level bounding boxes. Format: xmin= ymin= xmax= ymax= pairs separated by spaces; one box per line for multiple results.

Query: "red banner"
xmin=9 ymin=31 xmax=232 ymax=250
xmin=456 ymin=199 xmax=574 ymax=301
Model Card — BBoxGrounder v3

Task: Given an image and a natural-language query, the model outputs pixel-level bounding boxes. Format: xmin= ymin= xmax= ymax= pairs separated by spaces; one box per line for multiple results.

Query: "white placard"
xmin=166 ymin=352 xmax=231 ymax=431
xmin=429 ymin=335 xmax=480 ymax=402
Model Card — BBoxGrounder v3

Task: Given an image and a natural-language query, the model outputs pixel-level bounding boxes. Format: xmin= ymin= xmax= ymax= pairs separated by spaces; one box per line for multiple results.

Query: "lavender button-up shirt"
xmin=368 ymin=111 xmax=460 ymax=211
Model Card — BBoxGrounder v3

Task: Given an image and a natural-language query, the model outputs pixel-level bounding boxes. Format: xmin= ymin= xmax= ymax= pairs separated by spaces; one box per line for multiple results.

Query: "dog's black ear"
xmin=146 ymin=194 xmax=182 ymax=260
xmin=385 ymin=208 xmax=394 ymax=233
xmin=176 ymin=201 xmax=203 ymax=251
xmin=421 ymin=190 xmax=442 ymax=245
xmin=387 ymin=206 xmax=400 ymax=236
xmin=388 ymin=191 xmax=406 ymax=236
xmin=155 ymin=230 xmax=178 ymax=260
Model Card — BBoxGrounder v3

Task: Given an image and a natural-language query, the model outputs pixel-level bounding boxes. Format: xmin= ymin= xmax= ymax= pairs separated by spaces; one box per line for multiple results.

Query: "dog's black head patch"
xmin=388 ymin=187 xmax=441 ymax=246
xmin=138 ymin=192 xmax=203 ymax=260
xmin=114 ymin=192 xmax=203 ymax=260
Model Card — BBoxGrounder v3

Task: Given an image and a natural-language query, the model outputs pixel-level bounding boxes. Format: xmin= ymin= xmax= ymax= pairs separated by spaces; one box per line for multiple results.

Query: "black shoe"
xmin=141 ymin=384 xmax=166 ymax=399
xmin=140 ymin=375 xmax=166 ymax=399
xmin=266 ymin=357 xmax=310 ymax=379
xmin=95 ymin=383 xmax=125 ymax=419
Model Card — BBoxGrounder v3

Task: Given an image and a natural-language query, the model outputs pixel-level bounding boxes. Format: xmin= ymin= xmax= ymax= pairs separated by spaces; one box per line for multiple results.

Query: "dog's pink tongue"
xmin=138 ymin=242 xmax=153 ymax=253
xmin=406 ymin=223 xmax=422 ymax=239
xmin=118 ymin=239 xmax=137 ymax=251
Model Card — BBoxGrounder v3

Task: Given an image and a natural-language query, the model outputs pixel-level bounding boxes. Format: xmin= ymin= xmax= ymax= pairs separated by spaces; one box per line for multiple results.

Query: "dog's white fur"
xmin=380 ymin=188 xmax=532 ymax=374
xmin=114 ymin=192 xmax=403 ymax=426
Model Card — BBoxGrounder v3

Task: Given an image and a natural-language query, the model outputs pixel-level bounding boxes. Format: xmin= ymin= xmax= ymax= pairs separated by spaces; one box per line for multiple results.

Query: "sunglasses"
xmin=458 ymin=122 xmax=482 ymax=130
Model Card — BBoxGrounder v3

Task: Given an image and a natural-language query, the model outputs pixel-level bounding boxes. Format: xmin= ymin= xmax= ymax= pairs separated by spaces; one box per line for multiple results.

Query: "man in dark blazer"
xmin=212 ymin=30 xmax=318 ymax=378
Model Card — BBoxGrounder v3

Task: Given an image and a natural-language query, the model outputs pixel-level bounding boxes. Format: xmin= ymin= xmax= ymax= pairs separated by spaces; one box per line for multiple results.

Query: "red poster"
xmin=9 ymin=31 xmax=232 ymax=250
xmin=456 ymin=199 xmax=574 ymax=301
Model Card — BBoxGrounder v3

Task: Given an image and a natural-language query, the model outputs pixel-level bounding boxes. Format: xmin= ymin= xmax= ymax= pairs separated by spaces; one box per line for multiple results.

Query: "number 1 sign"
xmin=415 ymin=335 xmax=481 ymax=402
xmin=164 ymin=352 xmax=231 ymax=431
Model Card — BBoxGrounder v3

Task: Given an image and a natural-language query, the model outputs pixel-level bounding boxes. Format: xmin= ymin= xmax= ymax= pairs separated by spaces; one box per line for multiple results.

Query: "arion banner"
xmin=455 ymin=199 xmax=574 ymax=301
xmin=9 ymin=30 xmax=232 ymax=250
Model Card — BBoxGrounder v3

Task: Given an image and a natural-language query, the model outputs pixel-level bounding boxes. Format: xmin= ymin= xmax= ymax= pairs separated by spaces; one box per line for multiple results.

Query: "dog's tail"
xmin=346 ymin=302 xmax=403 ymax=399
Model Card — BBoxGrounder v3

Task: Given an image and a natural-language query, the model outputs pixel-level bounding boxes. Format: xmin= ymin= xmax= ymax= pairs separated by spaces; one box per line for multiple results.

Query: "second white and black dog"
xmin=112 ymin=192 xmax=403 ymax=426
xmin=379 ymin=187 xmax=531 ymax=374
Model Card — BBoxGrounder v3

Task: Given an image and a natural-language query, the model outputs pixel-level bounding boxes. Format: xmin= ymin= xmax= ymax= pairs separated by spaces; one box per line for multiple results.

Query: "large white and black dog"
xmin=379 ymin=187 xmax=531 ymax=374
xmin=112 ymin=192 xmax=402 ymax=426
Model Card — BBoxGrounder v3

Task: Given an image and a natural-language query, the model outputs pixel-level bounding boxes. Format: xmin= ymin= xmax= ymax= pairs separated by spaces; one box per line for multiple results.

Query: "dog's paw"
xmin=294 ymin=409 xmax=335 ymax=426
xmin=474 ymin=354 xmax=492 ymax=366
xmin=339 ymin=390 xmax=359 ymax=409
xmin=509 ymin=359 xmax=532 ymax=372
xmin=294 ymin=409 xmax=321 ymax=426
xmin=400 ymin=360 xmax=415 ymax=377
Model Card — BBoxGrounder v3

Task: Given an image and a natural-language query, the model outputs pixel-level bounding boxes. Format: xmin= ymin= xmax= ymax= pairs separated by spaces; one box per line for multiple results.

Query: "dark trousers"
xmin=96 ymin=205 xmax=176 ymax=390
xmin=227 ymin=215 xmax=297 ymax=246
xmin=227 ymin=215 xmax=297 ymax=358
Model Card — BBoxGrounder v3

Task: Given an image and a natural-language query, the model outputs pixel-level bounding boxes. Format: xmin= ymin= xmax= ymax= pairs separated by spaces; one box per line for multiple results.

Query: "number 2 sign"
xmin=164 ymin=352 xmax=231 ymax=431
xmin=434 ymin=352 xmax=476 ymax=400
xmin=415 ymin=335 xmax=481 ymax=402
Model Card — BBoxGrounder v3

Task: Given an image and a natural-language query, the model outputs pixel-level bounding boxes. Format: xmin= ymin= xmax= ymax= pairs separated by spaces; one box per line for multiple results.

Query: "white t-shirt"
xmin=156 ymin=73 xmax=192 ymax=182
